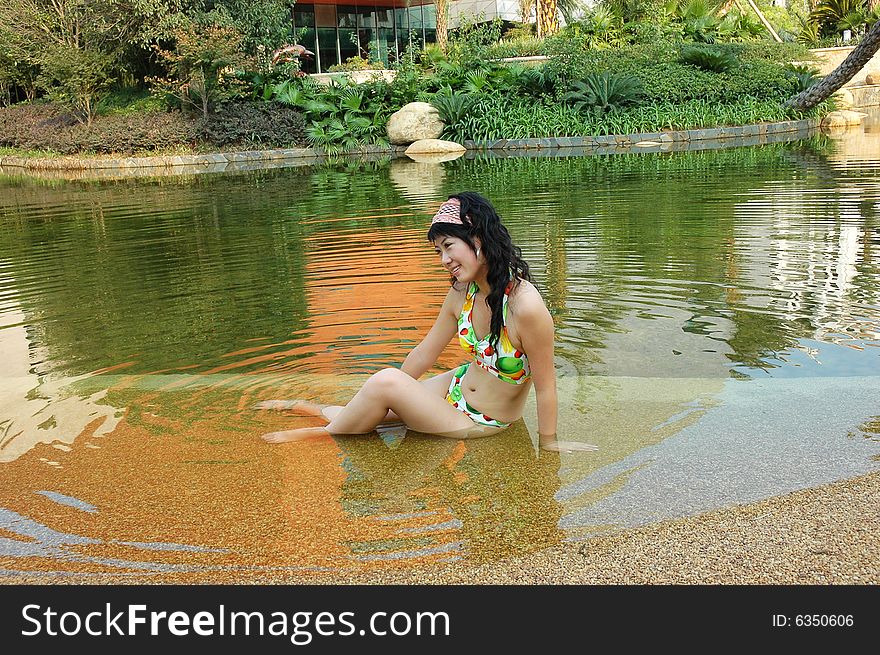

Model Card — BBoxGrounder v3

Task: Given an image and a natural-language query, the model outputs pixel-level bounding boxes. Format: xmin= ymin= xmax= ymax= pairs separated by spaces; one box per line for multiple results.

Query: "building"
xmin=292 ymin=1 xmax=528 ymax=74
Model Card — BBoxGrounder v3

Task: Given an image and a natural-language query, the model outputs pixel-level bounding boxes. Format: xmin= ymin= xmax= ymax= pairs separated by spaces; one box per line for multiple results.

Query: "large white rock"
xmin=821 ymin=110 xmax=867 ymax=130
xmin=405 ymin=139 xmax=465 ymax=155
xmin=387 ymin=102 xmax=445 ymax=146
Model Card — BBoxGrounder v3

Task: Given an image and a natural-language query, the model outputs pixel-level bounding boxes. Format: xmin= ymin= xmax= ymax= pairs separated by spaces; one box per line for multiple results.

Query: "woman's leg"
xmin=261 ymin=368 xmax=500 ymax=443
xmin=319 ymin=369 xmax=455 ymax=423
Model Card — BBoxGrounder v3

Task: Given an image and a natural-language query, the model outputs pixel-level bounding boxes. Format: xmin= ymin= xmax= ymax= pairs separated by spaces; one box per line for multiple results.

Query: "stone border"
xmin=0 ymin=117 xmax=821 ymax=179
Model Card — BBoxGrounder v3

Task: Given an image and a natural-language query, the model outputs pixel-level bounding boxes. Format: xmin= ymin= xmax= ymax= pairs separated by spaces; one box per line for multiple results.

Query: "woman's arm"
xmin=400 ymin=287 xmax=460 ymax=379
xmin=516 ymin=293 xmax=558 ymax=442
xmin=517 ymin=290 xmax=597 ymax=453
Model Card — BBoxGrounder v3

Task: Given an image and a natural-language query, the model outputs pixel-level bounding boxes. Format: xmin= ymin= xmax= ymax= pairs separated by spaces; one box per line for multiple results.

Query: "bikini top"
xmin=457 ymin=280 xmax=531 ymax=385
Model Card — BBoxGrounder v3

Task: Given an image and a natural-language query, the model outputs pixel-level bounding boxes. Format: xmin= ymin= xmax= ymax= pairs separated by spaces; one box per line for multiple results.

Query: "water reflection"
xmin=2 ymin=117 xmax=880 ymax=577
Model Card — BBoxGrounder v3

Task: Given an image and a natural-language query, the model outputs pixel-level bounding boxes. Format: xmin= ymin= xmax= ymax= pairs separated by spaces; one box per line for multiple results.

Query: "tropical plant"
xmin=808 ymin=0 xmax=872 ymax=38
xmin=272 ymin=77 xmax=389 ymax=154
xmin=784 ymin=63 xmax=822 ymax=92
xmin=679 ymin=45 xmax=737 ymax=72
xmin=431 ymin=92 xmax=475 ymax=140
xmin=675 ymin=0 xmax=722 ymax=43
xmin=564 ymin=72 xmax=645 ymax=115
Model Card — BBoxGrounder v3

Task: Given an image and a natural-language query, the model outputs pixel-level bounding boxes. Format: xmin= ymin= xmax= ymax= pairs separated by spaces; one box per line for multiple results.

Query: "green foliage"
xmin=679 ymin=44 xmax=738 ymax=72
xmin=37 ymin=46 xmax=116 ymax=125
xmin=565 ymin=7 xmax=626 ymax=49
xmin=0 ymin=0 xmax=168 ymax=121
xmin=447 ymin=16 xmax=505 ymax=67
xmin=431 ymin=93 xmax=475 ymax=141
xmin=94 ymin=87 xmax=168 ymax=116
xmin=196 ymin=100 xmax=306 ymax=148
xmin=150 ymin=16 xmax=251 ymax=119
xmin=445 ymin=91 xmax=822 ymax=142
xmin=212 ymin=0 xmax=296 ymax=52
xmin=272 ymin=78 xmax=389 ymax=154
xmin=809 ymin=0 xmax=870 ymax=37
xmin=328 ymin=57 xmax=386 ymax=73
xmin=564 ymin=72 xmax=645 ymax=115
xmin=784 ymin=63 xmax=822 ymax=92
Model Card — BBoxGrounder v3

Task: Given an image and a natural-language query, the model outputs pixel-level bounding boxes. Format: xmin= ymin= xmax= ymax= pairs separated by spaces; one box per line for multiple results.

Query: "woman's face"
xmin=433 ymin=235 xmax=482 ymax=281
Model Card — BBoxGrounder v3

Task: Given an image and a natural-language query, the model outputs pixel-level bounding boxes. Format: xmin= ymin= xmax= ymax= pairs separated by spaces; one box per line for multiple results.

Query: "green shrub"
xmin=448 ymin=92 xmax=822 ymax=143
xmin=784 ymin=63 xmax=822 ymax=92
xmin=328 ymin=56 xmax=385 ymax=73
xmin=95 ymin=87 xmax=168 ymax=116
xmin=679 ymin=45 xmax=737 ymax=72
xmin=564 ymin=72 xmax=645 ymax=115
xmin=196 ymin=100 xmax=307 ymax=148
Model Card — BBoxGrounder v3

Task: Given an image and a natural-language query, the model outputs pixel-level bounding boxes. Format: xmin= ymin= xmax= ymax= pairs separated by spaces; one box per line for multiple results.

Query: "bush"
xmin=444 ymin=92 xmax=826 ymax=142
xmin=564 ymin=73 xmax=645 ymax=115
xmin=679 ymin=45 xmax=738 ymax=73
xmin=0 ymin=101 xmax=198 ymax=154
xmin=328 ymin=57 xmax=385 ymax=72
xmin=196 ymin=100 xmax=307 ymax=148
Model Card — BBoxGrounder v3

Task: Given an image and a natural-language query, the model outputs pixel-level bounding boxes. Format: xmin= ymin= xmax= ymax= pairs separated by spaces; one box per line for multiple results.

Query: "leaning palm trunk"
xmin=785 ymin=21 xmax=880 ymax=111
xmin=435 ymin=0 xmax=448 ymax=52
xmin=537 ymin=0 xmax=559 ymax=38
xmin=520 ymin=0 xmax=536 ymax=24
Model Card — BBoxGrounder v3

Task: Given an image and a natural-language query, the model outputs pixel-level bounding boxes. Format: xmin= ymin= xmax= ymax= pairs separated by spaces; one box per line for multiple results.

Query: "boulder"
xmin=387 ymin=102 xmax=445 ymax=145
xmin=821 ymin=110 xmax=866 ymax=131
xmin=405 ymin=139 xmax=466 ymax=155
xmin=866 ymin=73 xmax=879 ymax=85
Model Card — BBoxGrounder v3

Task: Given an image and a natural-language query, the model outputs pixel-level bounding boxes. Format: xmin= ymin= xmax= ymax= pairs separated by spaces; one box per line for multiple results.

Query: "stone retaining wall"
xmin=0 ymin=118 xmax=821 ymax=179
xmin=849 ymin=84 xmax=880 ymax=107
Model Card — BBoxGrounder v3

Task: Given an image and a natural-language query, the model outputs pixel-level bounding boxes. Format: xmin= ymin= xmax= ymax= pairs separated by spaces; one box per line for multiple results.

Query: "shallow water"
xmin=1 ymin=115 xmax=880 ymax=578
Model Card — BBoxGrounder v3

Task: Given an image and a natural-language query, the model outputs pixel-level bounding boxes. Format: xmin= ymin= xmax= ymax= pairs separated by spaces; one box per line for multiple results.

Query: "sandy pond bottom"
xmin=1 ymin=371 xmax=878 ymax=584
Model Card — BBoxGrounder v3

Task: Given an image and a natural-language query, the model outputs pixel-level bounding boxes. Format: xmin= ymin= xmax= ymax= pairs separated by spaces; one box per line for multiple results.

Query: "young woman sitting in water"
xmin=259 ymin=191 xmax=596 ymax=453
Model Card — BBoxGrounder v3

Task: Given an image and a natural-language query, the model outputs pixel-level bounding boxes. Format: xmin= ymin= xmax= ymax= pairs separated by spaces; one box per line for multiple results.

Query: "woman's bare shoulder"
xmin=509 ymin=280 xmax=549 ymax=317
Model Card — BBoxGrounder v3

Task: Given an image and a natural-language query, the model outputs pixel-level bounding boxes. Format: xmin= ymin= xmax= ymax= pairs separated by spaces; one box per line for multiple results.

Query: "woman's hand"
xmin=539 ymin=433 xmax=598 ymax=453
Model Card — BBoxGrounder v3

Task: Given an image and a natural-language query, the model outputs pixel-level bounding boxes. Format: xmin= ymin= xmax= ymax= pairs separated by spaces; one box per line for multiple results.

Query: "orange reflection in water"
xmin=1 ymin=225 xmax=564 ymax=580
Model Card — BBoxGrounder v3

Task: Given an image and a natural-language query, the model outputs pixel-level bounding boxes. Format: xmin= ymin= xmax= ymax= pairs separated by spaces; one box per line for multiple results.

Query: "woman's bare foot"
xmin=261 ymin=426 xmax=331 ymax=443
xmin=253 ymin=399 xmax=329 ymax=419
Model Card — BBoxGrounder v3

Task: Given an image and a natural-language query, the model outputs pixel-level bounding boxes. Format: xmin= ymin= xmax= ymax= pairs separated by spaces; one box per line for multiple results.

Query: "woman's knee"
xmin=365 ymin=368 xmax=408 ymax=398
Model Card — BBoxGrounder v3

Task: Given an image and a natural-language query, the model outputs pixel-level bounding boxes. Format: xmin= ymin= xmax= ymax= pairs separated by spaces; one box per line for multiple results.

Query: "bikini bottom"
xmin=444 ymin=363 xmax=511 ymax=429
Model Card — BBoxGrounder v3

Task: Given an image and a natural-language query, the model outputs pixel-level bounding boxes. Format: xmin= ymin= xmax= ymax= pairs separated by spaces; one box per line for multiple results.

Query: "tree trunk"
xmin=536 ymin=0 xmax=559 ymax=38
xmin=520 ymin=0 xmax=535 ymax=25
xmin=785 ymin=20 xmax=880 ymax=111
xmin=870 ymin=0 xmax=878 ymax=12
xmin=435 ymin=0 xmax=448 ymax=53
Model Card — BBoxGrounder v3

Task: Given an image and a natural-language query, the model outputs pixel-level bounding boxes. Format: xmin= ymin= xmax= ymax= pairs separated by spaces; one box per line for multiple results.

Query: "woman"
xmin=260 ymin=192 xmax=596 ymax=453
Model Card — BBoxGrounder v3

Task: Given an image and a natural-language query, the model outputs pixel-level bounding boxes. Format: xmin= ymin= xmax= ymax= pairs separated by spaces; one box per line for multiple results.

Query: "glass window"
xmin=357 ymin=8 xmax=376 ymax=60
xmin=338 ymin=27 xmax=358 ymax=63
xmin=297 ymin=28 xmax=318 ymax=74
xmin=423 ymin=4 xmax=436 ymax=45
xmin=337 ymin=6 xmax=358 ymax=28
xmin=293 ymin=4 xmax=315 ymax=28
xmin=317 ymin=27 xmax=339 ymax=72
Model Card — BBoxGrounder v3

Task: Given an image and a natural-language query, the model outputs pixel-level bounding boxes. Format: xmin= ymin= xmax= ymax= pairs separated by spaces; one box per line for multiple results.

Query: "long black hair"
xmin=427 ymin=191 xmax=532 ymax=350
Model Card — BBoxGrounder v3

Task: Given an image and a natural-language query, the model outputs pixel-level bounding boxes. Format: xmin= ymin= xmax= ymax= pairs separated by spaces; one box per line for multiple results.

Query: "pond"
xmin=1 ymin=117 xmax=879 ymax=580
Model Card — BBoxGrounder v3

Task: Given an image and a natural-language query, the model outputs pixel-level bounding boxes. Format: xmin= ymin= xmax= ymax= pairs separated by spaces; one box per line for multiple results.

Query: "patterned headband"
xmin=431 ymin=198 xmax=463 ymax=225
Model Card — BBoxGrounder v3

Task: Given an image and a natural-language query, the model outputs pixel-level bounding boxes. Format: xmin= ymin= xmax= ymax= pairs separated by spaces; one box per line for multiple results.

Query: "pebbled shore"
xmin=3 ymin=470 xmax=877 ymax=585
